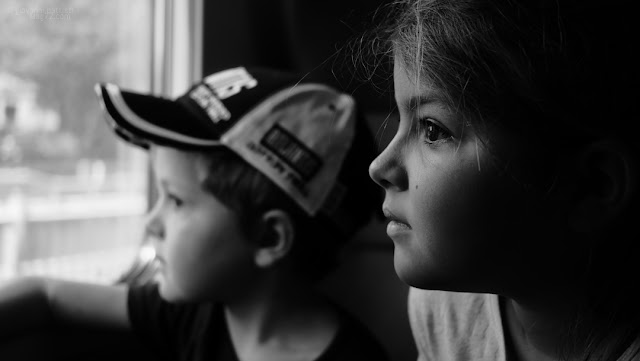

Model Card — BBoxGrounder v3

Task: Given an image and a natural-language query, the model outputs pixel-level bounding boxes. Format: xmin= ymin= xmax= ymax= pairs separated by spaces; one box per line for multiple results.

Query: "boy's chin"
xmin=155 ymin=275 xmax=186 ymax=303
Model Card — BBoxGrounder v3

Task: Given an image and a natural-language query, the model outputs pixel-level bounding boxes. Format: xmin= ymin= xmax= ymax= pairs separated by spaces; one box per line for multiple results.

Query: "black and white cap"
xmin=95 ymin=66 xmax=362 ymax=232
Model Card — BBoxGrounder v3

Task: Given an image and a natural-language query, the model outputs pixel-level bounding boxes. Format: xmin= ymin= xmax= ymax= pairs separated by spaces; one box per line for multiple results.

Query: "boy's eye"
xmin=166 ymin=193 xmax=183 ymax=208
xmin=420 ymin=118 xmax=452 ymax=145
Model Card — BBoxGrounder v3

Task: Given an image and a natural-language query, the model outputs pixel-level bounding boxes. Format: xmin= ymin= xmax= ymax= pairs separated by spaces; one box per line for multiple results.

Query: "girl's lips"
xmin=387 ymin=220 xmax=412 ymax=238
xmin=383 ymin=207 xmax=411 ymax=238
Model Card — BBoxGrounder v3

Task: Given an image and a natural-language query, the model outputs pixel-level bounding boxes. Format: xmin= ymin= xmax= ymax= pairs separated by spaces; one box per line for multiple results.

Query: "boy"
xmin=0 ymin=66 xmax=387 ymax=361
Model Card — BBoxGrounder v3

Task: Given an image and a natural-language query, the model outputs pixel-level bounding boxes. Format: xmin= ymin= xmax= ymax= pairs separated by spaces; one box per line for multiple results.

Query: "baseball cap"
xmin=94 ymin=66 xmax=372 ymax=235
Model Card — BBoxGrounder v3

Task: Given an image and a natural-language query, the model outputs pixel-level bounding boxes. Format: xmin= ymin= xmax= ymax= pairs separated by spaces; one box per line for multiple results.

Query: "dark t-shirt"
xmin=128 ymin=284 xmax=390 ymax=361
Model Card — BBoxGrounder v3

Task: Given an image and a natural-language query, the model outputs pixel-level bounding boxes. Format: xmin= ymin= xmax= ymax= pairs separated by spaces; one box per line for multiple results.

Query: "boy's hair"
xmin=196 ymin=112 xmax=379 ymax=280
xmin=95 ymin=66 xmax=382 ymax=281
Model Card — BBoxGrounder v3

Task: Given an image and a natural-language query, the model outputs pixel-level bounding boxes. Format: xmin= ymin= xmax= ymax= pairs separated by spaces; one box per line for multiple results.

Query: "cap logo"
xmin=203 ymin=67 xmax=258 ymax=99
xmin=261 ymin=124 xmax=322 ymax=181
xmin=189 ymin=67 xmax=258 ymax=124
xmin=189 ymin=85 xmax=231 ymax=123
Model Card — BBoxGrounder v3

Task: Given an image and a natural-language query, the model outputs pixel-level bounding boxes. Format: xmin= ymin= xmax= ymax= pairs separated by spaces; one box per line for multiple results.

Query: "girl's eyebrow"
xmin=399 ymin=94 xmax=447 ymax=112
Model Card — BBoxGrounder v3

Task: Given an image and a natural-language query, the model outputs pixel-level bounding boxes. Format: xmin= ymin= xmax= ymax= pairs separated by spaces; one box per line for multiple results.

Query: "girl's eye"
xmin=420 ymin=118 xmax=453 ymax=145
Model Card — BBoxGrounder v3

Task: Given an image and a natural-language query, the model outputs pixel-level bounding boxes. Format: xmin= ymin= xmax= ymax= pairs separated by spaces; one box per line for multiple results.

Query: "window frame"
xmin=118 ymin=0 xmax=203 ymax=285
xmin=0 ymin=0 xmax=202 ymax=284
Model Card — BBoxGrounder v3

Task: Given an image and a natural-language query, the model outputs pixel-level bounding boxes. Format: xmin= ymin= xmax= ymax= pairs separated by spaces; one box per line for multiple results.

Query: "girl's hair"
xmin=373 ymin=0 xmax=638 ymax=147
xmin=193 ymin=114 xmax=380 ymax=282
xmin=363 ymin=0 xmax=640 ymax=359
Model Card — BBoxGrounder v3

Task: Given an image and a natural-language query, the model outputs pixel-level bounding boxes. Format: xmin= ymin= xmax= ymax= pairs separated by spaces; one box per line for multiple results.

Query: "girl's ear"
xmin=254 ymin=209 xmax=295 ymax=268
xmin=569 ymin=139 xmax=637 ymax=233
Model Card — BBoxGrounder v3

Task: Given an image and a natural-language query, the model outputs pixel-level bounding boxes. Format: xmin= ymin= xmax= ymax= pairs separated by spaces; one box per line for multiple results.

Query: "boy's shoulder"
xmin=318 ymin=304 xmax=390 ymax=361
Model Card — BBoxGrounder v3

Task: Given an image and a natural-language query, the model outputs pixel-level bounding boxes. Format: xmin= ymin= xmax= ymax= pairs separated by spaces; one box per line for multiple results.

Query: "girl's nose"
xmin=369 ymin=137 xmax=408 ymax=192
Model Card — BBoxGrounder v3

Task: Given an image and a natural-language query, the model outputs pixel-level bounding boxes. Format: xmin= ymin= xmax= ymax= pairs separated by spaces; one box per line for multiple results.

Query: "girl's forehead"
xmin=393 ymin=59 xmax=421 ymax=93
xmin=393 ymin=60 xmax=448 ymax=111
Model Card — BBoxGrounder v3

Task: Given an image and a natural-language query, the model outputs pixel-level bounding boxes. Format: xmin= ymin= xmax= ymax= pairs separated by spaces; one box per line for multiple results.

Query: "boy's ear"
xmin=254 ymin=209 xmax=295 ymax=268
xmin=569 ymin=139 xmax=637 ymax=233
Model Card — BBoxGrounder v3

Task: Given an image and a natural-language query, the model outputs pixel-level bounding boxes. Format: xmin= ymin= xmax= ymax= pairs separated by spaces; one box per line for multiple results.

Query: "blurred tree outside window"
xmin=0 ymin=0 xmax=153 ymax=283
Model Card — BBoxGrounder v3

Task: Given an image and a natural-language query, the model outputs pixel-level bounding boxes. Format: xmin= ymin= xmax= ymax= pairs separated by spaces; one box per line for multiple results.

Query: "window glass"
xmin=0 ymin=0 xmax=153 ymax=284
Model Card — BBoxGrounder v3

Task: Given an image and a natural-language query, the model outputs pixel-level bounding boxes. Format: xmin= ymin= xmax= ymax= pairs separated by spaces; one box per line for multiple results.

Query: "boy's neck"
xmin=223 ymin=270 xmax=338 ymax=360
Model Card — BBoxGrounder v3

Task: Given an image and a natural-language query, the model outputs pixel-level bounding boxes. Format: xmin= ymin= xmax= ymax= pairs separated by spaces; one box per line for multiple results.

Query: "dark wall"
xmin=201 ymin=0 xmax=395 ymax=115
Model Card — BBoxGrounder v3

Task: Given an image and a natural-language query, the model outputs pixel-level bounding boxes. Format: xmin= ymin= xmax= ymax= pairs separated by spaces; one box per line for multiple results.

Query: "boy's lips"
xmin=153 ymin=257 xmax=166 ymax=279
xmin=153 ymin=255 xmax=166 ymax=268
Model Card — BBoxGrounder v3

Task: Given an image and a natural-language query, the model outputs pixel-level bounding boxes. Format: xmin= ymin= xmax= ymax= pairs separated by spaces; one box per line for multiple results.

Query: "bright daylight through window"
xmin=0 ymin=0 xmax=153 ymax=284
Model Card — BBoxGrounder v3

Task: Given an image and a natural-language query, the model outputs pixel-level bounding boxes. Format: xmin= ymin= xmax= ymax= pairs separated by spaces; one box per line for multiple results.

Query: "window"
xmin=0 ymin=0 xmax=154 ymax=284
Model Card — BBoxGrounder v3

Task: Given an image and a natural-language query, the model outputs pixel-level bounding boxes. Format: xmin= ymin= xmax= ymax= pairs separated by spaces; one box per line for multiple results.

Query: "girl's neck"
xmin=498 ymin=236 xmax=593 ymax=361
xmin=502 ymin=293 xmax=581 ymax=361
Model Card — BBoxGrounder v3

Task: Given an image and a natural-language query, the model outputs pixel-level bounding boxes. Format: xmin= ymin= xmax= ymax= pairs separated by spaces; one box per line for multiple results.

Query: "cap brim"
xmin=94 ymin=83 xmax=222 ymax=149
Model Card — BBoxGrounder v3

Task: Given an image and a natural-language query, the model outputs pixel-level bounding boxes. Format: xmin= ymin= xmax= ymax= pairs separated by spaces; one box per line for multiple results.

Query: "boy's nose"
xmin=144 ymin=203 xmax=165 ymax=241
xmin=145 ymin=218 xmax=164 ymax=241
xmin=369 ymin=139 xmax=408 ymax=192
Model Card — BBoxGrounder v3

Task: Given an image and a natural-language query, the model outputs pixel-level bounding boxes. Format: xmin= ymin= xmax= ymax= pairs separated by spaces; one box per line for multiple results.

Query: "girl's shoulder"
xmin=408 ymin=289 xmax=506 ymax=361
xmin=409 ymin=288 xmax=500 ymax=325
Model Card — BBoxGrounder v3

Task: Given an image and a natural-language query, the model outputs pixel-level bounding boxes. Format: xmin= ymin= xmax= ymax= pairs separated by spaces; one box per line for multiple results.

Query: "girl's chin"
xmin=393 ymin=253 xmax=444 ymax=289
xmin=393 ymin=254 xmax=423 ymax=286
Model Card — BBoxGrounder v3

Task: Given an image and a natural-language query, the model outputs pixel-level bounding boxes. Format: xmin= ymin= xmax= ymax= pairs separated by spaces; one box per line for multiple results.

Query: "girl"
xmin=367 ymin=1 xmax=639 ymax=360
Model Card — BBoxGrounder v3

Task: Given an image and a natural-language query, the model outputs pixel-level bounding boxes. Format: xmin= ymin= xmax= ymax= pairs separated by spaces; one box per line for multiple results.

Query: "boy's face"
xmin=368 ymin=59 xmax=571 ymax=295
xmin=146 ymin=146 xmax=258 ymax=302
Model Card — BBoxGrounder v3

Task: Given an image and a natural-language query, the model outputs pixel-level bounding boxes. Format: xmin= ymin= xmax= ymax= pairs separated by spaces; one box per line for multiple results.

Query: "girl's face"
xmin=369 ymin=59 xmax=566 ymax=293
xmin=146 ymin=146 xmax=258 ymax=302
